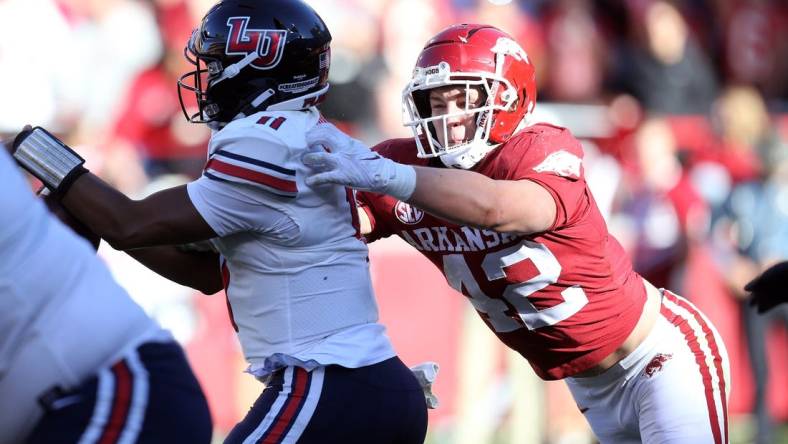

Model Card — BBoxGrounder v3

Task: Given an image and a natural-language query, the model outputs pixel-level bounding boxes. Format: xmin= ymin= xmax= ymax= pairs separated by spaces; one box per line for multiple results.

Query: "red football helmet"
xmin=402 ymin=24 xmax=536 ymax=169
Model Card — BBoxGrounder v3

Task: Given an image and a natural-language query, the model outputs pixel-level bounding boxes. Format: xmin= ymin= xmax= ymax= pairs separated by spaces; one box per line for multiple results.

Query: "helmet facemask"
xmin=402 ymin=28 xmax=537 ymax=169
xmin=178 ymin=29 xmax=271 ymax=125
xmin=402 ymin=61 xmax=519 ymax=169
xmin=177 ymin=35 xmax=224 ymax=124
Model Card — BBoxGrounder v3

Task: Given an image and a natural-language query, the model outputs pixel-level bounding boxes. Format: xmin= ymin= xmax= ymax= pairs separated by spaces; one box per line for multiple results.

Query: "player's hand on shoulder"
xmin=302 ymin=123 xmax=416 ymax=200
xmin=4 ymin=124 xmax=99 ymax=249
xmin=302 ymin=122 xmax=374 ymax=168
xmin=3 ymin=125 xmax=48 ymax=191
xmin=745 ymin=261 xmax=788 ymax=313
xmin=2 ymin=124 xmax=34 ymax=152
xmin=301 ymin=124 xmax=374 ymax=188
xmin=1 ymin=124 xmax=31 ymax=154
xmin=1 ymin=135 xmax=13 ymax=155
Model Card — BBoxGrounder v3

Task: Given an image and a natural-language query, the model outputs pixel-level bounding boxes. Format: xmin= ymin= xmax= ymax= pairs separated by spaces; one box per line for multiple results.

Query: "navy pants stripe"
xmin=226 ymin=367 xmax=324 ymax=444
xmin=257 ymin=367 xmax=312 ymax=443
xmin=26 ymin=342 xmax=212 ymax=444
xmin=226 ymin=357 xmax=427 ymax=444
xmin=98 ymin=360 xmax=134 ymax=444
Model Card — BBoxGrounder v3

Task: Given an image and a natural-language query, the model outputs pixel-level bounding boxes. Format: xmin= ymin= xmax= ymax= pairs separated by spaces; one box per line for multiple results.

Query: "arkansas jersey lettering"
xmin=225 ymin=17 xmax=287 ymax=69
xmin=398 ymin=225 xmax=519 ymax=252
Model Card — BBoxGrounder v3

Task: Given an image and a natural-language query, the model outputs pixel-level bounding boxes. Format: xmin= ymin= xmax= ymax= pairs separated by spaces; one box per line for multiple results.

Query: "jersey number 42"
xmin=443 ymin=240 xmax=588 ymax=332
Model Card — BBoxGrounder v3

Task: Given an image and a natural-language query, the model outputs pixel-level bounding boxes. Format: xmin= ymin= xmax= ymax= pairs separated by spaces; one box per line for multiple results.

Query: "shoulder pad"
xmin=204 ymin=132 xmax=298 ymax=198
xmin=507 ymin=124 xmax=585 ymax=180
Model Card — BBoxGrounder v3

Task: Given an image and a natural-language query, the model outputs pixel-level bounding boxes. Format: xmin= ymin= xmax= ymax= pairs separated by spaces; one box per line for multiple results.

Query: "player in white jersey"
xmin=0 ymin=146 xmax=211 ymax=444
xmin=8 ymin=1 xmax=428 ymax=443
xmin=190 ymin=109 xmax=397 ymax=373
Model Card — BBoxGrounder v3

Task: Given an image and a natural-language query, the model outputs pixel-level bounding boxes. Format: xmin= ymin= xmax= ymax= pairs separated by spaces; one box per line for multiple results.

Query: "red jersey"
xmin=358 ymin=123 xmax=647 ymax=380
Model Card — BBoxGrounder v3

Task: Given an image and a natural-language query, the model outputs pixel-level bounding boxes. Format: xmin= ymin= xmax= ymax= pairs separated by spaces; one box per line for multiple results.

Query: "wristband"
xmin=385 ymin=162 xmax=417 ymax=201
xmin=53 ymin=165 xmax=89 ymax=199
xmin=12 ymin=127 xmax=88 ymax=196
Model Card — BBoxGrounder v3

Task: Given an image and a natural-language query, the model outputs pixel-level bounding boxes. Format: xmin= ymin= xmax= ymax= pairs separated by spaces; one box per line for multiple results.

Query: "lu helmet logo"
xmin=225 ymin=17 xmax=287 ymax=70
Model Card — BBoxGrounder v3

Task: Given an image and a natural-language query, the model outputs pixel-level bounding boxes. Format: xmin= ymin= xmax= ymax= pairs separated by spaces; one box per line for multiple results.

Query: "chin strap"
xmin=439 ymin=140 xmax=499 ymax=169
xmin=438 ymin=114 xmax=532 ymax=169
xmin=267 ymin=85 xmax=329 ymax=112
xmin=211 ymin=50 xmax=260 ymax=87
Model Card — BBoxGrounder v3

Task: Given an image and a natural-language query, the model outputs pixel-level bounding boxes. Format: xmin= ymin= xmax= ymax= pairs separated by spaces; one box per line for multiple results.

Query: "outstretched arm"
xmin=305 ymin=124 xmax=555 ymax=235
xmin=11 ymin=126 xmax=217 ymax=250
xmin=34 ymin=168 xmax=222 ymax=294
xmin=125 ymin=246 xmax=223 ymax=295
xmin=61 ymin=175 xmax=216 ymax=250
xmin=408 ymin=166 xmax=556 ymax=234
xmin=9 ymin=126 xmax=223 ymax=292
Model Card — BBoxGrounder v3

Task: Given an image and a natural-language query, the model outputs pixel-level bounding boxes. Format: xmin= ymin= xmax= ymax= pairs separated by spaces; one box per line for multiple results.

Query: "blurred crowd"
xmin=1 ymin=0 xmax=786 ymax=442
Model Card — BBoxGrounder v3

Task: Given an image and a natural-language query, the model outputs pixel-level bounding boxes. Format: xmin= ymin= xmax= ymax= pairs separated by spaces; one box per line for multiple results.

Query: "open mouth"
xmin=438 ymin=138 xmax=474 ymax=152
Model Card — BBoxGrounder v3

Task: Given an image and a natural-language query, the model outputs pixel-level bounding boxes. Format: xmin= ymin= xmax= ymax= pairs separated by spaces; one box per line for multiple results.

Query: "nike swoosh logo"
xmin=579 ymin=407 xmax=589 ymax=414
xmin=360 ymin=156 xmax=380 ymax=161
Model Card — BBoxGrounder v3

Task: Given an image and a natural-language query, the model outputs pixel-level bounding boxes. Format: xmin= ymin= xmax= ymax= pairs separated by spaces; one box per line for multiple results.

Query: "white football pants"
xmin=566 ymin=290 xmax=730 ymax=444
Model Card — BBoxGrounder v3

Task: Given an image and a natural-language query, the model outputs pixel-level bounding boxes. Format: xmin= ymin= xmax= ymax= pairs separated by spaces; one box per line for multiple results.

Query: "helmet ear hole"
xmin=206 ymin=60 xmax=223 ymax=77
xmin=500 ymin=88 xmax=516 ymax=107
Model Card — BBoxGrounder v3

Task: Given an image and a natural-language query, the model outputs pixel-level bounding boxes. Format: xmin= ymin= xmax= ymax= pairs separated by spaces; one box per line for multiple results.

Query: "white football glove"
xmin=410 ymin=361 xmax=440 ymax=409
xmin=303 ymin=124 xmax=416 ymax=201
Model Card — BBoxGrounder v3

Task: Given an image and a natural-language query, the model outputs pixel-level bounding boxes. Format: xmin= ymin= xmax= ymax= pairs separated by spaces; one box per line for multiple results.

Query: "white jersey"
xmin=187 ymin=108 xmax=395 ymax=376
xmin=0 ymin=148 xmax=166 ymax=398
xmin=0 ymin=145 xmax=166 ymax=384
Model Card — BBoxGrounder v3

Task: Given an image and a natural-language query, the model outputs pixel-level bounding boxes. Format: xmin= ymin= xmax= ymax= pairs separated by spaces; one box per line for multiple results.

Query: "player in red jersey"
xmin=303 ymin=24 xmax=731 ymax=443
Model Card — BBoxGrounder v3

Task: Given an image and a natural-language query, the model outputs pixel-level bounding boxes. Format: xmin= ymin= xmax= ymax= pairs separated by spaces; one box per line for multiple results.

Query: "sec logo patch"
xmin=394 ymin=201 xmax=424 ymax=225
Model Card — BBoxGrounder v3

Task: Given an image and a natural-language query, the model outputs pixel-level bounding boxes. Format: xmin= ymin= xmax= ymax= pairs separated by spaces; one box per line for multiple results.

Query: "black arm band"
xmin=53 ymin=165 xmax=89 ymax=199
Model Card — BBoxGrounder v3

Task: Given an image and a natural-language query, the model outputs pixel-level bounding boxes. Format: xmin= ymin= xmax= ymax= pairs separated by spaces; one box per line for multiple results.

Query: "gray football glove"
xmin=303 ymin=124 xmax=416 ymax=201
